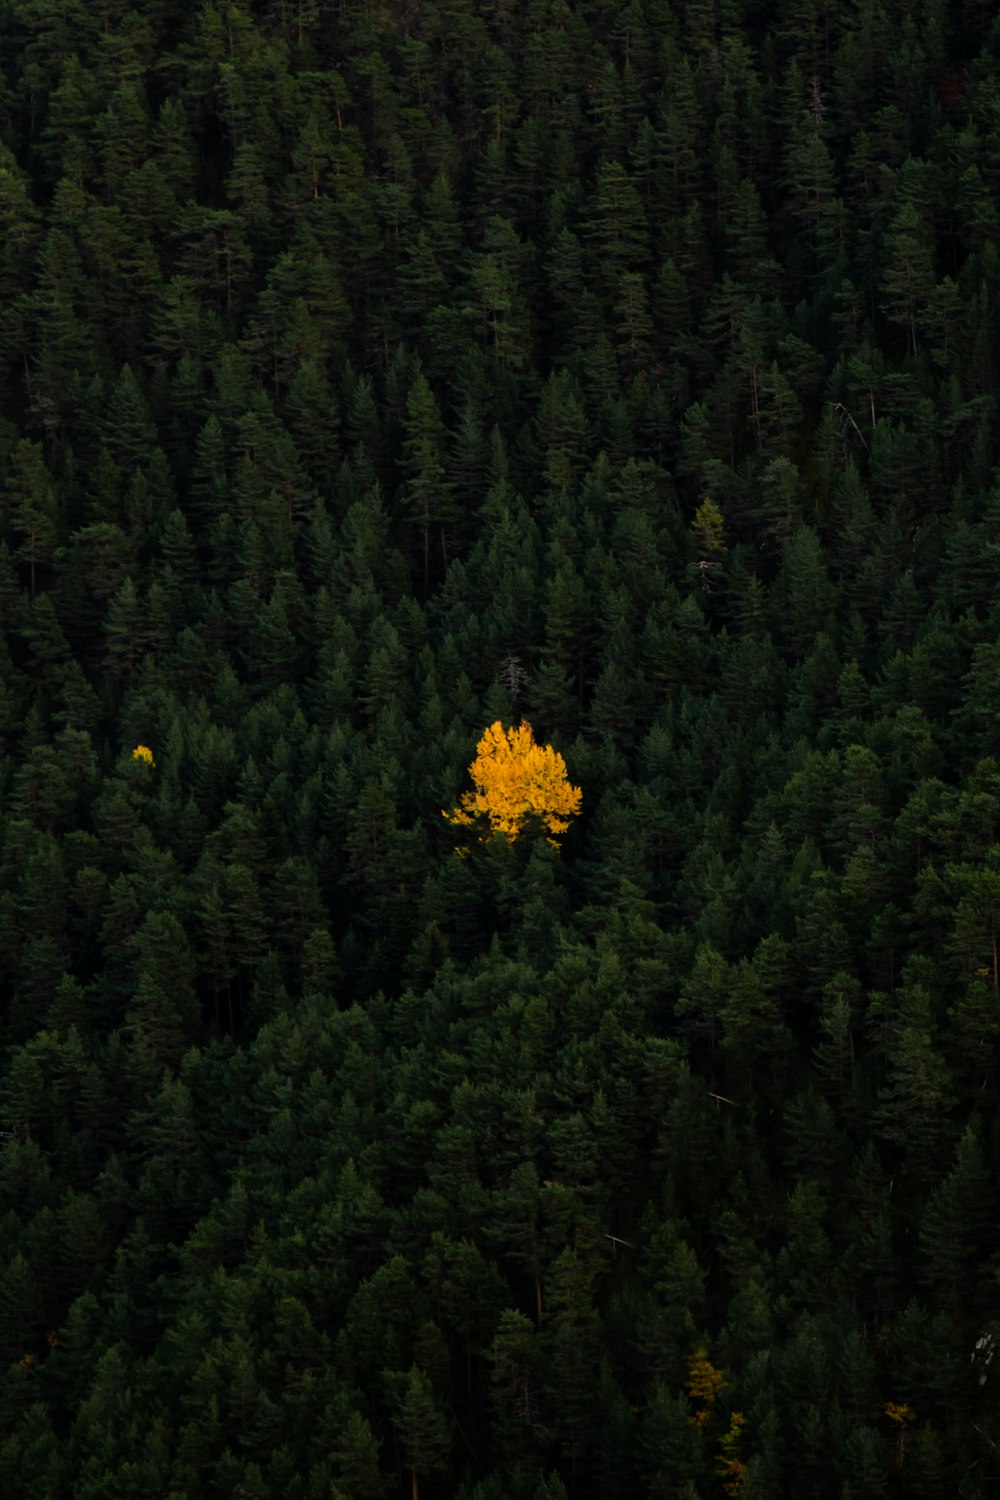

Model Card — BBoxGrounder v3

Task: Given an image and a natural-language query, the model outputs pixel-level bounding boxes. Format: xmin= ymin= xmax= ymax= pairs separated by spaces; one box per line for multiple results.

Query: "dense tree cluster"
xmin=3 ymin=0 xmax=1000 ymax=1494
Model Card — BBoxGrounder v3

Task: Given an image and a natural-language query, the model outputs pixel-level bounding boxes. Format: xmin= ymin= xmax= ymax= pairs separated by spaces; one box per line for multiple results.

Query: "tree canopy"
xmin=2 ymin=0 xmax=1000 ymax=1494
xmin=444 ymin=720 xmax=583 ymax=844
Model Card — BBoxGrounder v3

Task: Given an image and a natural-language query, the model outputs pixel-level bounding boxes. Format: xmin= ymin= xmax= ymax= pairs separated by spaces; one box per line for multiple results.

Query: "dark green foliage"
xmin=1 ymin=0 xmax=1000 ymax=1494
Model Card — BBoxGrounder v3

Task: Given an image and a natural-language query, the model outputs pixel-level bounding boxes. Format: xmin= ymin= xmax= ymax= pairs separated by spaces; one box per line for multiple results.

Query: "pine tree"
xmin=881 ymin=197 xmax=935 ymax=357
xmin=389 ymin=1366 xmax=452 ymax=1500
xmin=6 ymin=440 xmax=58 ymax=599
xmin=401 ymin=370 xmax=452 ymax=594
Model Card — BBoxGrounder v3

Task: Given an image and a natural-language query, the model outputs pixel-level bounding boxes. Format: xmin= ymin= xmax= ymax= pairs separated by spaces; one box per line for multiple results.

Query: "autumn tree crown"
xmin=443 ymin=721 xmax=582 ymax=845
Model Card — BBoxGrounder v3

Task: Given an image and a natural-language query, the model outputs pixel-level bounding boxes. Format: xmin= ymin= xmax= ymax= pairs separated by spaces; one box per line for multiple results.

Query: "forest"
xmin=3 ymin=0 xmax=1000 ymax=1494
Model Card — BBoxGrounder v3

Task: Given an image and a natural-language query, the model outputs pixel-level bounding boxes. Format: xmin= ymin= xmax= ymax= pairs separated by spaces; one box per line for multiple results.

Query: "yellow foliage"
xmin=686 ymin=1347 xmax=726 ymax=1428
xmin=685 ymin=1348 xmax=726 ymax=1410
xmin=132 ymin=743 xmax=155 ymax=766
xmin=692 ymin=497 xmax=727 ymax=557
xmin=720 ymin=1456 xmax=748 ymax=1494
xmin=443 ymin=721 xmax=582 ymax=845
xmin=884 ymin=1400 xmax=917 ymax=1468
xmin=717 ymin=1411 xmax=747 ymax=1494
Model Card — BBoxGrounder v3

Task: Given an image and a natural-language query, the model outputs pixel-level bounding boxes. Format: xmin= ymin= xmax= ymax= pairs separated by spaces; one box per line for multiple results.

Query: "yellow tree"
xmin=443 ymin=721 xmax=581 ymax=845
xmin=691 ymin=497 xmax=727 ymax=558
xmin=685 ymin=1347 xmax=725 ymax=1427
